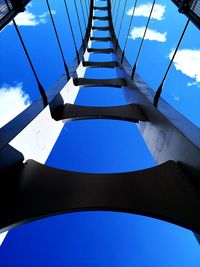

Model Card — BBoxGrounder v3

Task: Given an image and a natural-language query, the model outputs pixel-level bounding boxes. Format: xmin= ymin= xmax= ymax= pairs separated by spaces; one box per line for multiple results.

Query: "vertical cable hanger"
xmin=80 ymin=0 xmax=87 ymax=32
xmin=115 ymin=0 xmax=128 ymax=49
xmin=63 ymin=0 xmax=80 ymax=64
xmin=131 ymin=0 xmax=156 ymax=80
xmin=112 ymin=0 xmax=117 ymax=14
xmin=73 ymin=0 xmax=85 ymax=49
xmin=154 ymin=18 xmax=190 ymax=108
xmin=45 ymin=0 xmax=70 ymax=80
xmin=121 ymin=0 xmax=138 ymax=63
xmin=113 ymin=0 xmax=119 ymax=20
xmin=13 ymin=20 xmax=48 ymax=106
xmin=84 ymin=0 xmax=89 ymax=18
xmin=114 ymin=0 xmax=121 ymax=28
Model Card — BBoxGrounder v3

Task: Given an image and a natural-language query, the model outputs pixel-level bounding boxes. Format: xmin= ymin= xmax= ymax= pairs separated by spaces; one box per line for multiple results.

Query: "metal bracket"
xmin=1 ymin=160 xmax=200 ymax=233
xmin=51 ymin=103 xmax=147 ymax=122
xmin=83 ymin=61 xmax=118 ymax=68
xmin=94 ymin=6 xmax=108 ymax=11
xmin=93 ymin=16 xmax=109 ymax=21
xmin=90 ymin=37 xmax=111 ymax=42
xmin=92 ymin=26 xmax=110 ymax=31
xmin=87 ymin=48 xmax=114 ymax=54
xmin=73 ymin=78 xmax=127 ymax=87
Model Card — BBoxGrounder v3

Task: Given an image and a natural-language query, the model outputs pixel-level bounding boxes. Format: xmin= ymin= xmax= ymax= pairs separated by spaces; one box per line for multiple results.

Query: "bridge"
xmin=0 ymin=0 xmax=200 ymax=243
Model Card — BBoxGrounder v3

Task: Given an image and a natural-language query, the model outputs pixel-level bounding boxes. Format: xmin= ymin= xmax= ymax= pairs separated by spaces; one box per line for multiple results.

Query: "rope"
xmin=131 ymin=0 xmax=156 ymax=79
xmin=45 ymin=0 xmax=70 ymax=80
xmin=13 ymin=20 xmax=48 ymax=106
xmin=154 ymin=18 xmax=190 ymax=107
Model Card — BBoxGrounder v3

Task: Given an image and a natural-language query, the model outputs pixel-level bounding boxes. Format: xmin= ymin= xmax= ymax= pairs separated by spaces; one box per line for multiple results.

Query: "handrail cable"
xmin=154 ymin=18 xmax=190 ymax=107
xmin=73 ymin=0 xmax=85 ymax=49
xmin=45 ymin=0 xmax=70 ymax=80
xmin=116 ymin=0 xmax=128 ymax=49
xmin=63 ymin=0 xmax=80 ymax=63
xmin=131 ymin=0 xmax=156 ymax=79
xmin=13 ymin=19 xmax=48 ymax=106
xmin=121 ymin=0 xmax=138 ymax=63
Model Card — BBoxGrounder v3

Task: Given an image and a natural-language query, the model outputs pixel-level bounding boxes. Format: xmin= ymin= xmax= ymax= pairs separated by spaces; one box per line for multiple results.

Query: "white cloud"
xmin=169 ymin=49 xmax=200 ymax=84
xmin=127 ymin=3 xmax=166 ymax=21
xmin=0 ymin=84 xmax=31 ymax=128
xmin=130 ymin=27 xmax=167 ymax=42
xmin=187 ymin=82 xmax=200 ymax=88
xmin=0 ymin=232 xmax=8 ymax=246
xmin=174 ymin=96 xmax=180 ymax=101
xmin=9 ymin=4 xmax=56 ymax=26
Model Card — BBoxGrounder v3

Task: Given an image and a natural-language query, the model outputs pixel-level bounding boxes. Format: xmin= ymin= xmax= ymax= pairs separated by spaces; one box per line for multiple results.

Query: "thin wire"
xmin=73 ymin=0 xmax=85 ymax=48
xmin=121 ymin=0 xmax=138 ymax=63
xmin=13 ymin=19 xmax=48 ymax=106
xmin=112 ymin=0 xmax=117 ymax=14
xmin=45 ymin=0 xmax=70 ymax=79
xmin=116 ymin=0 xmax=128 ymax=49
xmin=113 ymin=0 xmax=119 ymax=20
xmin=63 ymin=0 xmax=80 ymax=63
xmin=131 ymin=0 xmax=156 ymax=79
xmin=154 ymin=19 xmax=190 ymax=108
xmin=80 ymin=0 xmax=87 ymax=31
xmin=114 ymin=0 xmax=121 ymax=27
xmin=84 ymin=0 xmax=89 ymax=18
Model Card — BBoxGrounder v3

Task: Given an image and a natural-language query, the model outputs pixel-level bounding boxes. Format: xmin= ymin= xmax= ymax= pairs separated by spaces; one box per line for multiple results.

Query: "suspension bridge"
xmin=0 ymin=0 xmax=200 ymax=243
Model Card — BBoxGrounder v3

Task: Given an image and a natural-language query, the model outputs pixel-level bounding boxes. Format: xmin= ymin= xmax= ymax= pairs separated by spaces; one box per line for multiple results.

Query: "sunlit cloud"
xmin=0 ymin=84 xmax=31 ymax=128
xmin=130 ymin=27 xmax=167 ymax=42
xmin=0 ymin=232 xmax=8 ymax=246
xmin=127 ymin=3 xmax=166 ymax=21
xmin=9 ymin=4 xmax=56 ymax=26
xmin=169 ymin=49 xmax=200 ymax=85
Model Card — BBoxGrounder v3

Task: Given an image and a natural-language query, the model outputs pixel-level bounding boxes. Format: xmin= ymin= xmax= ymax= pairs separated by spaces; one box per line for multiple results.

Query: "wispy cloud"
xmin=130 ymin=27 xmax=167 ymax=42
xmin=0 ymin=84 xmax=31 ymax=128
xmin=169 ymin=49 xmax=200 ymax=85
xmin=127 ymin=3 xmax=166 ymax=21
xmin=9 ymin=4 xmax=56 ymax=26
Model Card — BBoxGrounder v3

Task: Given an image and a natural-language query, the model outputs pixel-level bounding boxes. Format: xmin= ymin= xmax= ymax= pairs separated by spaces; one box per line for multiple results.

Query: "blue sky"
xmin=0 ymin=0 xmax=200 ymax=266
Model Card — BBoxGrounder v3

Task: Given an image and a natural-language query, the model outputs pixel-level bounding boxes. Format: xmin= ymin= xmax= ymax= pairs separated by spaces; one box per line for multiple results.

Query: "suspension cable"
xmin=113 ymin=0 xmax=119 ymax=21
xmin=80 ymin=0 xmax=87 ymax=31
xmin=63 ymin=0 xmax=80 ymax=63
xmin=116 ymin=0 xmax=128 ymax=49
xmin=121 ymin=0 xmax=138 ymax=63
xmin=13 ymin=20 xmax=48 ymax=106
xmin=73 ymin=0 xmax=85 ymax=48
xmin=111 ymin=0 xmax=117 ymax=13
xmin=84 ymin=0 xmax=89 ymax=18
xmin=114 ymin=0 xmax=121 ymax=28
xmin=131 ymin=0 xmax=156 ymax=79
xmin=45 ymin=0 xmax=70 ymax=80
xmin=154 ymin=18 xmax=190 ymax=107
